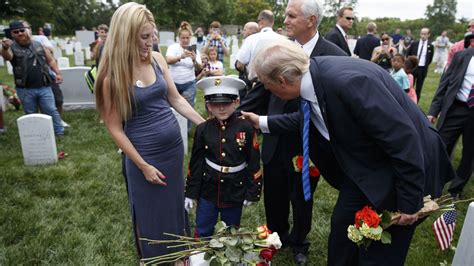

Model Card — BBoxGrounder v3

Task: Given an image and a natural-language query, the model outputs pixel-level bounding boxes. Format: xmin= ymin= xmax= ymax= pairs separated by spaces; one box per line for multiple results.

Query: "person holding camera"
xmin=1 ymin=20 xmax=64 ymax=136
xmin=203 ymin=21 xmax=229 ymax=66
xmin=166 ymin=21 xmax=202 ymax=111
xmin=371 ymin=33 xmax=397 ymax=71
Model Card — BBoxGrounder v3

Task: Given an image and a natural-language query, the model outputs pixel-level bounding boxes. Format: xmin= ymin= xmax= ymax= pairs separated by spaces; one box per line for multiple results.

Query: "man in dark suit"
xmin=243 ymin=40 xmax=454 ymax=266
xmin=324 ymin=6 xmax=353 ymax=56
xmin=428 ymin=34 xmax=474 ymax=200
xmin=406 ymin=27 xmax=434 ymax=101
xmin=238 ymin=0 xmax=346 ymax=264
xmin=353 ymin=22 xmax=380 ymax=60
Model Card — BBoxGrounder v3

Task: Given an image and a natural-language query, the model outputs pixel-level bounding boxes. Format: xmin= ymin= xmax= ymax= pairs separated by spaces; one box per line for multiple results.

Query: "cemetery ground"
xmin=0 ymin=53 xmax=473 ymax=264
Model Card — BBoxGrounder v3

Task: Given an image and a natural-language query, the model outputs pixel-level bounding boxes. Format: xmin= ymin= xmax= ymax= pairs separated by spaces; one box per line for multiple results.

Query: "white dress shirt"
xmin=295 ymin=31 xmax=319 ymax=55
xmin=417 ymin=40 xmax=428 ymax=67
xmin=456 ymin=56 xmax=474 ymax=102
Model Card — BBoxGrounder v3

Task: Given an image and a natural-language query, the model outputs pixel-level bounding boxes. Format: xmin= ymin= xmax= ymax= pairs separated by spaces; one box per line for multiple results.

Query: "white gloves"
xmin=184 ymin=197 xmax=194 ymax=212
xmin=243 ymin=200 xmax=255 ymax=206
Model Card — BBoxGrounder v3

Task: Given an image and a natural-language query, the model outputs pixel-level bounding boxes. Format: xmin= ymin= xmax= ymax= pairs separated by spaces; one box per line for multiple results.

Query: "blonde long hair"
xmin=95 ymin=2 xmax=156 ymax=121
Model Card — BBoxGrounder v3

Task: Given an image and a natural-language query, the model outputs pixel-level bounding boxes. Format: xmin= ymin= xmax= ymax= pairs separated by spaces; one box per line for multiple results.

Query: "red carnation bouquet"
xmin=347 ymin=195 xmax=473 ymax=249
xmin=292 ymin=155 xmax=320 ymax=178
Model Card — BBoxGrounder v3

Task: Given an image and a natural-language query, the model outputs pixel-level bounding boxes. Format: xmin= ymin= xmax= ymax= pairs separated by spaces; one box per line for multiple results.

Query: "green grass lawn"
xmin=0 ymin=55 xmax=472 ymax=265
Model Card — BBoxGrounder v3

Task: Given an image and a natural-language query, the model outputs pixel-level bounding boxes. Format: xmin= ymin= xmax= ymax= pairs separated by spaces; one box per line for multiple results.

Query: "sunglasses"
xmin=345 ymin=17 xmax=355 ymax=21
xmin=12 ymin=29 xmax=26 ymax=34
xmin=382 ymin=38 xmax=390 ymax=41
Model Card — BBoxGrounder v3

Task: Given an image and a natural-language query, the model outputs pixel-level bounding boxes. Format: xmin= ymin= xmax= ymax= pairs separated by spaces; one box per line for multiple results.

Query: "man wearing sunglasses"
xmin=324 ymin=6 xmax=354 ymax=56
xmin=1 ymin=20 xmax=64 ymax=136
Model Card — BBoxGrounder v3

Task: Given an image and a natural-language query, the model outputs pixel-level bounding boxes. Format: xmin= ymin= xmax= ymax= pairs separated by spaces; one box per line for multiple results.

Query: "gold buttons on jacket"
xmin=221 ymin=126 xmax=226 ymax=131
xmin=221 ymin=138 xmax=226 ymax=143
xmin=220 ymin=179 xmax=224 ymax=183
xmin=221 ymin=152 xmax=226 ymax=157
xmin=205 ymin=145 xmax=208 ymax=149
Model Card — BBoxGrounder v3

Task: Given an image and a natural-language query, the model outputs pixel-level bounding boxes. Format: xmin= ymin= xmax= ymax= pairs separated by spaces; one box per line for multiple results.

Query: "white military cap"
xmin=197 ymin=76 xmax=246 ymax=103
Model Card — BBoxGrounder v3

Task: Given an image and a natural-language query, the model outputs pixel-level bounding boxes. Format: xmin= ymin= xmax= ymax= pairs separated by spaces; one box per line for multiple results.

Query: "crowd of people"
xmin=1 ymin=0 xmax=473 ymax=265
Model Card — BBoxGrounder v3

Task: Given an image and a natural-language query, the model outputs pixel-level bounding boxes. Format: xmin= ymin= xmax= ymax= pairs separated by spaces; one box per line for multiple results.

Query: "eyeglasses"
xmin=12 ymin=29 xmax=26 ymax=34
xmin=345 ymin=17 xmax=355 ymax=21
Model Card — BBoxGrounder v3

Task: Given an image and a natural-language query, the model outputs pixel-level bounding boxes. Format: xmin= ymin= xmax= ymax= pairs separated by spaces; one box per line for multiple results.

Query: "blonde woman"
xmin=95 ymin=2 xmax=205 ymax=261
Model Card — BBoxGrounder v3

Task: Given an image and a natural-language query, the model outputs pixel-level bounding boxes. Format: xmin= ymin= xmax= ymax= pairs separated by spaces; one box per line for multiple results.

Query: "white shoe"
xmin=0 ymin=127 xmax=6 ymax=133
xmin=61 ymin=120 xmax=70 ymax=128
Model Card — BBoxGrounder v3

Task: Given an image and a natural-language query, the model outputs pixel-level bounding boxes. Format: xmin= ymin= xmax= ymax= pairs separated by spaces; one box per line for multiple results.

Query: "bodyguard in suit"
xmin=353 ymin=22 xmax=380 ymax=60
xmin=243 ymin=40 xmax=454 ymax=266
xmin=324 ymin=6 xmax=353 ymax=56
xmin=238 ymin=0 xmax=346 ymax=264
xmin=406 ymin=27 xmax=434 ymax=101
xmin=428 ymin=35 xmax=474 ymax=199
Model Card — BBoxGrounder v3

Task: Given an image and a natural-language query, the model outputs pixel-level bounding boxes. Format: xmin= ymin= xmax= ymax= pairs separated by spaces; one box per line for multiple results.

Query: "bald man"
xmin=242 ymin=22 xmax=259 ymax=39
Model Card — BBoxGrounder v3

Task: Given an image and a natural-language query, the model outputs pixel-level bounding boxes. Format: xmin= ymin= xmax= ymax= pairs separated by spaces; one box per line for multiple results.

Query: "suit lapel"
xmin=308 ymin=59 xmax=329 ymax=128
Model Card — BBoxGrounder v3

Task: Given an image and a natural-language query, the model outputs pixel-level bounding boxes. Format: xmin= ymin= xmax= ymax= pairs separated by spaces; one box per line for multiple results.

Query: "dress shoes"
xmin=294 ymin=253 xmax=308 ymax=265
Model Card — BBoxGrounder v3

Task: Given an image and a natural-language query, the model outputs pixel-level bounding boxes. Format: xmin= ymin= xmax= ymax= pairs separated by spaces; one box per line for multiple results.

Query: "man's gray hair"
xmin=299 ymin=0 xmax=324 ymax=28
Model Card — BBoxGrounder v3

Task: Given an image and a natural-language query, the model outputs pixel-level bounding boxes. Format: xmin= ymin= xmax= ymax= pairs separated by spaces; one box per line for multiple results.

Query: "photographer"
xmin=1 ymin=20 xmax=64 ymax=136
xmin=166 ymin=21 xmax=201 ymax=128
xmin=371 ymin=33 xmax=397 ymax=71
xmin=202 ymin=21 xmax=229 ymax=65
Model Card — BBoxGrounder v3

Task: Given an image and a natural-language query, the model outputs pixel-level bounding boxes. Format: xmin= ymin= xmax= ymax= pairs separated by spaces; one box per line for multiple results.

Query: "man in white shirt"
xmin=406 ymin=27 xmax=434 ymax=101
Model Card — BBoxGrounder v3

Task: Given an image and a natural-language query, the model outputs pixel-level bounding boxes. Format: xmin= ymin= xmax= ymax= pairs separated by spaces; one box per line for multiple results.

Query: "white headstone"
xmin=229 ymin=54 xmax=237 ymax=70
xmin=58 ymin=39 xmax=66 ymax=49
xmin=159 ymin=31 xmax=175 ymax=47
xmin=65 ymin=43 xmax=74 ymax=55
xmin=0 ymin=56 xmax=4 ymax=66
xmin=452 ymin=202 xmax=474 ymax=266
xmin=75 ymin=31 xmax=95 ymax=49
xmin=84 ymin=48 xmax=91 ymax=60
xmin=57 ymin=57 xmax=70 ymax=69
xmin=17 ymin=114 xmax=58 ymax=166
xmin=74 ymin=41 xmax=82 ymax=52
xmin=53 ymin=47 xmax=62 ymax=59
xmin=6 ymin=61 xmax=13 ymax=75
xmin=60 ymin=67 xmax=95 ymax=109
xmin=0 ymin=85 xmax=5 ymax=111
xmin=171 ymin=108 xmax=188 ymax=155
xmin=74 ymin=51 xmax=85 ymax=66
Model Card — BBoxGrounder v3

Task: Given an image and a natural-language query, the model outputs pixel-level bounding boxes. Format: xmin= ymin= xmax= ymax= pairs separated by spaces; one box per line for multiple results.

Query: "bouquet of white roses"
xmin=140 ymin=222 xmax=281 ymax=265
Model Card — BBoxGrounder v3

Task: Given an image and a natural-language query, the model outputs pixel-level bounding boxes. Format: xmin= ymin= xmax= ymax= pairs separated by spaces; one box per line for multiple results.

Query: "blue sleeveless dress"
xmin=124 ymin=62 xmax=186 ymax=258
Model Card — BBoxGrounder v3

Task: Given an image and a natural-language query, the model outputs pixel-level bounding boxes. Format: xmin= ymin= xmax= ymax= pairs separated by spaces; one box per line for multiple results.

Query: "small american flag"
xmin=432 ymin=210 xmax=457 ymax=251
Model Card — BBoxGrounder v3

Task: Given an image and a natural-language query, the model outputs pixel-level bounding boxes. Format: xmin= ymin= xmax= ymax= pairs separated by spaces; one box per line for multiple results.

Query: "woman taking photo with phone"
xmin=371 ymin=32 xmax=397 ymax=71
xmin=166 ymin=21 xmax=202 ymax=110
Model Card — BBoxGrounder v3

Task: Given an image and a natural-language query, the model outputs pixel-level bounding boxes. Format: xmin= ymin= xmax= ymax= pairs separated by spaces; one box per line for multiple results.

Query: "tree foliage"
xmin=425 ymin=0 xmax=457 ymax=36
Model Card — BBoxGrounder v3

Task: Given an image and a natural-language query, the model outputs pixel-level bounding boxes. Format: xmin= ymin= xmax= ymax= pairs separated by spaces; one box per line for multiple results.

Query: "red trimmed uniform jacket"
xmin=185 ymin=113 xmax=262 ymax=207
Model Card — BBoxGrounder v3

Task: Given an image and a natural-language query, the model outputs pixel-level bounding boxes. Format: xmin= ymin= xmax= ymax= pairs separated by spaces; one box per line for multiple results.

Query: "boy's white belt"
xmin=205 ymin=158 xmax=247 ymax=173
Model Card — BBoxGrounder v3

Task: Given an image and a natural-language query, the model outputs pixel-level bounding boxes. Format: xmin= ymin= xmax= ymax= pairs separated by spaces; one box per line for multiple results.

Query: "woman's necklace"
xmin=135 ymin=80 xmax=144 ymax=87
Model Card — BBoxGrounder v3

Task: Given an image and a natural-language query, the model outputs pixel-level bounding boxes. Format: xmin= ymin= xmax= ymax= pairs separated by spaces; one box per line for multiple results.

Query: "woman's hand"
xmin=141 ymin=163 xmax=167 ymax=185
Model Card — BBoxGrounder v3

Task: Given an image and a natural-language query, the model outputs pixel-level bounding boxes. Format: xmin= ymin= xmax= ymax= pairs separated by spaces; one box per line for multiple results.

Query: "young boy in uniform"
xmin=185 ymin=76 xmax=262 ymax=237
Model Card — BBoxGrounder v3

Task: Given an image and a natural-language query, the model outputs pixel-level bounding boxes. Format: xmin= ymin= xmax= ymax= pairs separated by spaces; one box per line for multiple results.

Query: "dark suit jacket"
xmin=324 ymin=26 xmax=351 ymax=56
xmin=353 ymin=33 xmax=380 ymax=60
xmin=268 ymin=56 xmax=454 ymax=213
xmin=406 ymin=40 xmax=434 ymax=66
xmin=238 ymin=36 xmax=346 ymax=164
xmin=428 ymin=48 xmax=474 ymax=129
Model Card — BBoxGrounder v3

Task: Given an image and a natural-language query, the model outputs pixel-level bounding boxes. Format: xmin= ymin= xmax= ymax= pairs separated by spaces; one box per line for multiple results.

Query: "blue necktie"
xmin=468 ymin=85 xmax=474 ymax=109
xmin=301 ymin=99 xmax=312 ymax=202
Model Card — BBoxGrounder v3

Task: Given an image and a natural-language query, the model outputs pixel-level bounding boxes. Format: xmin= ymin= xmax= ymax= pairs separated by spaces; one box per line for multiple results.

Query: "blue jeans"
xmin=175 ymin=80 xmax=197 ymax=130
xmin=194 ymin=198 xmax=243 ymax=237
xmin=17 ymin=86 xmax=64 ymax=135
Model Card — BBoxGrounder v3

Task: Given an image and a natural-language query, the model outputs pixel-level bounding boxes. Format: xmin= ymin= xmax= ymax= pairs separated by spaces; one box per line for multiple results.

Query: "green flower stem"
xmin=452 ymin=198 xmax=474 ymax=205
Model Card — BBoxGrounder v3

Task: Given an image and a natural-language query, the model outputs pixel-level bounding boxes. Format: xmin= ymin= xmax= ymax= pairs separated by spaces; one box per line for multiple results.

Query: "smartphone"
xmin=186 ymin=44 xmax=197 ymax=52
xmin=3 ymin=28 xmax=12 ymax=39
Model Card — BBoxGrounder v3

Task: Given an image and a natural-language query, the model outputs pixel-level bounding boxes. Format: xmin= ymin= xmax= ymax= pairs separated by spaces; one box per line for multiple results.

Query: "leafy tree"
xmin=324 ymin=0 xmax=358 ymax=17
xmin=425 ymin=0 xmax=457 ymax=36
xmin=232 ymin=0 xmax=272 ymax=26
